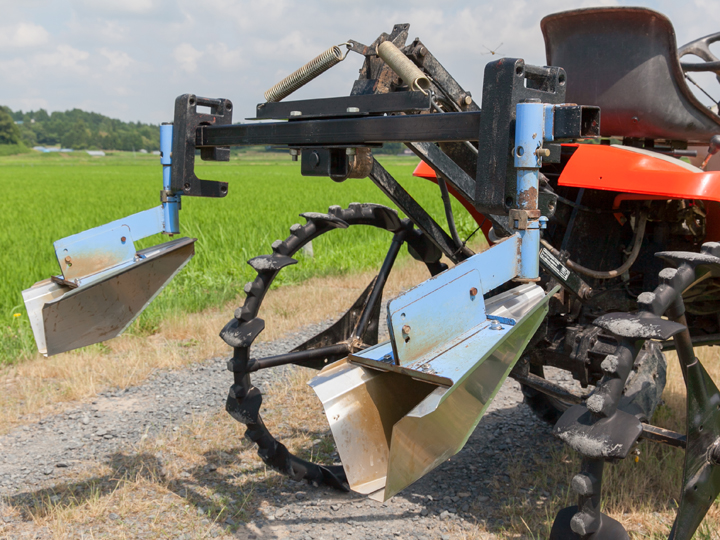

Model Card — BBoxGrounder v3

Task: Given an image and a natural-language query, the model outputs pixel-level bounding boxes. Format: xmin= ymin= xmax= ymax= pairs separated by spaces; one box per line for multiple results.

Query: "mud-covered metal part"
xmin=552 ymin=242 xmax=720 ymax=539
xmin=171 ymin=94 xmax=232 ymax=198
xmin=221 ymin=204 xmax=441 ymax=489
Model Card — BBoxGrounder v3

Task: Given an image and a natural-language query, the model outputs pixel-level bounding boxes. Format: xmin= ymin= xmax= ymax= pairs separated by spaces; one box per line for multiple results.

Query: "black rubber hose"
xmin=541 ymin=211 xmax=648 ymax=280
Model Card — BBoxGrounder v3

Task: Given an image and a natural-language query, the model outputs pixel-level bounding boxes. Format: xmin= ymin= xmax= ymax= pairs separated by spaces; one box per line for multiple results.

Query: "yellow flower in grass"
xmin=13 ymin=313 xmax=21 ymax=318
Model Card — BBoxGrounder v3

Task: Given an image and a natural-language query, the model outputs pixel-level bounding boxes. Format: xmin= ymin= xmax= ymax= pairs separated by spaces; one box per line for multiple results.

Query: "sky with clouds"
xmin=1 ymin=0 xmax=719 ymax=124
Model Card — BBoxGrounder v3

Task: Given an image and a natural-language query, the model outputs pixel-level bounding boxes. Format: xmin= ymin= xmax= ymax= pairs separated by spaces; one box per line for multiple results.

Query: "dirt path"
xmin=0 ymin=322 xmax=570 ymax=540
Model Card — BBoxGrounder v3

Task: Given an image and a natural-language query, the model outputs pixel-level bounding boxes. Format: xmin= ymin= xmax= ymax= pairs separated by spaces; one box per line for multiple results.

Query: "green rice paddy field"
xmin=0 ymin=150 xmax=478 ymax=364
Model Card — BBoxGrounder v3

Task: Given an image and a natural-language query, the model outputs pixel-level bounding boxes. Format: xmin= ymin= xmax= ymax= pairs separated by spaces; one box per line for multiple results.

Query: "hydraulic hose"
xmin=541 ymin=211 xmax=648 ymax=280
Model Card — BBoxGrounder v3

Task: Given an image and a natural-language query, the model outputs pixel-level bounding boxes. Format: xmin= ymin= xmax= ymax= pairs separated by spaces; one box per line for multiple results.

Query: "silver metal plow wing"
xmin=310 ymin=239 xmax=555 ymax=501
xmin=22 ymin=237 xmax=195 ymax=356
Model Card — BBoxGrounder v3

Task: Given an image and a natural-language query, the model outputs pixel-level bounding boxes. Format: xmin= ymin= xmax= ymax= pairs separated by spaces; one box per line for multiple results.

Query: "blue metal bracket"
xmin=52 ymin=124 xmax=181 ymax=286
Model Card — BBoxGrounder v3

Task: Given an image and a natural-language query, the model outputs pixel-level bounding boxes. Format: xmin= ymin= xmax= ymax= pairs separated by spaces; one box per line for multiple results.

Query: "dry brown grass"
xmin=0 ymin=252 xmax=442 ymax=434
xmin=1 ymin=366 xmax=330 ymax=539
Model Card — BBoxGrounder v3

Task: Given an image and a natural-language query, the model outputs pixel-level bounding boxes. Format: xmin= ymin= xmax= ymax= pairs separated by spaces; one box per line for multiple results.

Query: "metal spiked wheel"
xmin=550 ymin=242 xmax=720 ymax=539
xmin=219 ymin=203 xmax=446 ymax=489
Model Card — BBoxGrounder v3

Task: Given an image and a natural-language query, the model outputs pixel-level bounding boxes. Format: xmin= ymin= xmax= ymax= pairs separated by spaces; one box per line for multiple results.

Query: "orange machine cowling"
xmin=413 ymin=145 xmax=720 ymax=242
xmin=558 ymin=144 xmax=720 ymax=241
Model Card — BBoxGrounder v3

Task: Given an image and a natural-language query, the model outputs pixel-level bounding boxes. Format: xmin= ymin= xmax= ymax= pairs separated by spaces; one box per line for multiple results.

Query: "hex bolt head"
xmin=600 ymin=354 xmax=619 ymax=374
xmin=64 ymin=256 xmax=72 ymax=264
xmin=571 ymin=473 xmax=594 ymax=496
xmin=346 ymin=107 xmax=360 ymax=113
xmin=586 ymin=394 xmax=606 ymax=414
xmin=570 ymin=512 xmax=592 ymax=536
xmin=470 ymin=287 xmax=478 ymax=297
xmin=290 ymin=111 xmax=302 ymax=116
xmin=402 ymin=325 xmax=411 ymax=334
xmin=464 ymin=95 xmax=473 ymax=105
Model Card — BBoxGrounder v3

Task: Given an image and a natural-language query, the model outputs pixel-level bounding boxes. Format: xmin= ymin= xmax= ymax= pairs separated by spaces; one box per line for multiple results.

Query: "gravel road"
xmin=0 ymin=321 xmax=570 ymax=540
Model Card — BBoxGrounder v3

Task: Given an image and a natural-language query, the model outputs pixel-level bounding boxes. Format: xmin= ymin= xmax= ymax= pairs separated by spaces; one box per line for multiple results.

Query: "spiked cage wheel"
xmin=219 ymin=203 xmax=446 ymax=489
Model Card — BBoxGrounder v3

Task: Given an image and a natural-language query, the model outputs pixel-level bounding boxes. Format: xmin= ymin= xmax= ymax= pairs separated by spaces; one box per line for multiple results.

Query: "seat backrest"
xmin=541 ymin=7 xmax=720 ymax=144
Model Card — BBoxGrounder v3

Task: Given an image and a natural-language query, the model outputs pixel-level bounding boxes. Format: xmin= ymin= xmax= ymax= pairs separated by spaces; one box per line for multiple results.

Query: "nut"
xmin=402 ymin=325 xmax=411 ymax=334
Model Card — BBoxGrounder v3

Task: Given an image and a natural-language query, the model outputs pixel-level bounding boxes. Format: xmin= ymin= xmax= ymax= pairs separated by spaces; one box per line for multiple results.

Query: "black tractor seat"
xmin=542 ymin=7 xmax=720 ymax=144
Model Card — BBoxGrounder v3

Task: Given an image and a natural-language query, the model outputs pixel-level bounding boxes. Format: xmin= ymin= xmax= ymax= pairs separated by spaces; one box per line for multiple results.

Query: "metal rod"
xmin=353 ymin=229 xmax=408 ymax=340
xmin=640 ymin=423 xmax=687 ymax=449
xmin=662 ymin=333 xmax=720 ymax=350
xmin=437 ymin=177 xmax=464 ymax=249
xmin=250 ymin=343 xmax=351 ymax=371
xmin=199 ymin=111 xmax=482 ymax=147
xmin=511 ymin=372 xmax=584 ymax=405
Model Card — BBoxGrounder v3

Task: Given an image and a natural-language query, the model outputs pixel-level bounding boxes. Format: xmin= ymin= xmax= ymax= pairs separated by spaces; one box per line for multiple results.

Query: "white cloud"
xmin=99 ymin=48 xmax=135 ymax=72
xmin=34 ymin=44 xmax=90 ymax=72
xmin=0 ymin=22 xmax=50 ymax=48
xmin=173 ymin=43 xmax=203 ymax=73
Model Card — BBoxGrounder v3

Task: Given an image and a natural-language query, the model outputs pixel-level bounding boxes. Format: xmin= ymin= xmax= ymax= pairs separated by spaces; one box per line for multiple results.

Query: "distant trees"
xmin=0 ymin=107 xmax=22 ymax=145
xmin=3 ymin=107 xmax=159 ymax=151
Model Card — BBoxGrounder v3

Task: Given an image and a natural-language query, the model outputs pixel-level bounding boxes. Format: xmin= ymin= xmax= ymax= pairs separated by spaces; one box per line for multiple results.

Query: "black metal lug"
xmin=554 ymin=405 xmax=643 ymax=459
xmin=593 ymin=312 xmax=686 ymax=340
xmin=220 ymin=317 xmax=265 ymax=348
xmin=550 ymin=506 xmax=629 ymax=540
xmin=247 ymin=255 xmax=298 ymax=272
xmin=300 ymin=212 xmax=349 ymax=229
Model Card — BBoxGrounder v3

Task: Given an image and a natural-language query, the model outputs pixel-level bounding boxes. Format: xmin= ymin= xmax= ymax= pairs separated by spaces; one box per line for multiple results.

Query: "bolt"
xmin=289 ymin=148 xmax=299 ymax=162
xmin=571 ymin=474 xmax=594 ymax=496
xmin=490 ymin=320 xmax=503 ymax=331
xmin=708 ymin=440 xmax=720 ymax=465
xmin=535 ymin=148 xmax=551 ymax=157
xmin=464 ymin=95 xmax=473 ymax=106
xmin=346 ymin=147 xmax=357 ymax=156
xmin=64 ymin=256 xmax=72 ymax=264
xmin=570 ymin=512 xmax=592 ymax=536
xmin=402 ymin=325 xmax=411 ymax=334
xmin=470 ymin=287 xmax=478 ymax=297
xmin=346 ymin=107 xmax=360 ymax=113
xmin=290 ymin=110 xmax=302 ymax=117
xmin=120 ymin=236 xmax=127 ymax=243
xmin=586 ymin=394 xmax=605 ymax=414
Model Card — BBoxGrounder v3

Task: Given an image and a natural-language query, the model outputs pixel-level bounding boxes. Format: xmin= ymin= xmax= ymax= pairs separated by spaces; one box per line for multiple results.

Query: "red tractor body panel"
xmin=413 ymin=146 xmax=720 ymax=241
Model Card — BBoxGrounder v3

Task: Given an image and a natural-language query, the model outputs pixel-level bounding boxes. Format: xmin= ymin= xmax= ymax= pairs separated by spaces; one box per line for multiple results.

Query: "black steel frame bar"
xmin=198 ymin=111 xmax=482 ymax=147
xmin=254 ymin=91 xmax=433 ymax=120
xmin=353 ymin=227 xmax=409 ymax=341
xmin=368 ymin=158 xmax=473 ymax=264
xmin=405 ymin=142 xmax=476 ymax=202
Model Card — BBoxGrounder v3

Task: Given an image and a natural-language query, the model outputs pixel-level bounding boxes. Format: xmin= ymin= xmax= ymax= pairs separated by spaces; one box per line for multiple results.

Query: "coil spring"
xmin=264 ymin=44 xmax=348 ymax=103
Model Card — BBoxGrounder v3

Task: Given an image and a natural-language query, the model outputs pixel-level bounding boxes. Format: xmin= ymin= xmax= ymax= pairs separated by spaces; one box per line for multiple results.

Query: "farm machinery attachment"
xmin=19 ymin=6 xmax=720 ymax=539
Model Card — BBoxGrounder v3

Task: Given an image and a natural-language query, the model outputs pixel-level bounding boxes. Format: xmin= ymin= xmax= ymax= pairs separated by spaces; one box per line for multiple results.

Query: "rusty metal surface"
xmin=25 ymin=238 xmax=195 ymax=356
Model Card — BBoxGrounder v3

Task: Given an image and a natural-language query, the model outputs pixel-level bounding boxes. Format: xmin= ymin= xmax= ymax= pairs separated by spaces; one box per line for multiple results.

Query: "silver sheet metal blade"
xmin=22 ymin=237 xmax=195 ymax=356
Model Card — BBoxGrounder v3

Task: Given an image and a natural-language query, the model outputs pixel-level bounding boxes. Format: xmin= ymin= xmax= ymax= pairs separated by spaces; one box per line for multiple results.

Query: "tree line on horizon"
xmin=0 ymin=106 xmax=159 ymax=152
